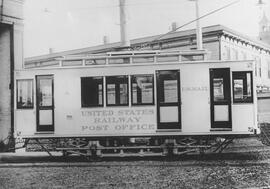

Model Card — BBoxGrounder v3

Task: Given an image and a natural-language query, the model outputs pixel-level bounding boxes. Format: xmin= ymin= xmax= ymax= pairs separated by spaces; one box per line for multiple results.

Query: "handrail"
xmin=24 ymin=49 xmax=209 ymax=68
xmin=57 ymin=49 xmax=207 ymax=60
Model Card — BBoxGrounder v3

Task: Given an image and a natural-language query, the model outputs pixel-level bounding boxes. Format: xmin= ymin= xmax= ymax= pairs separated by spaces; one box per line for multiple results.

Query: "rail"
xmin=24 ymin=49 xmax=208 ymax=69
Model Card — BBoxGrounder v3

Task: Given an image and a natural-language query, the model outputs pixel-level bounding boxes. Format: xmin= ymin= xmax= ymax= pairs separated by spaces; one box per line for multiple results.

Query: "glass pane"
xmin=133 ymin=57 xmax=154 ymax=63
xmin=17 ymin=80 xmax=33 ymax=108
xmin=160 ymin=106 xmax=179 ymax=122
xmin=107 ymin=84 xmax=116 ymax=105
xmin=98 ymin=84 xmax=103 ymax=105
xmin=234 ymin=79 xmax=244 ymax=100
xmin=81 ymin=77 xmax=103 ymax=107
xmin=157 ymin=55 xmax=178 ymax=62
xmin=141 ymin=82 xmax=153 ymax=103
xmin=164 ymin=80 xmax=178 ymax=103
xmin=120 ymin=84 xmax=128 ymax=104
xmin=132 ymin=75 xmax=153 ymax=104
xmin=39 ymin=79 xmax=52 ymax=106
xmin=132 ymin=83 xmax=138 ymax=104
xmin=109 ymin=58 xmax=130 ymax=64
xmin=106 ymin=76 xmax=128 ymax=106
xmin=213 ymin=78 xmax=224 ymax=101
xmin=85 ymin=59 xmax=106 ymax=65
xmin=268 ymin=61 xmax=270 ymax=78
xmin=39 ymin=110 xmax=53 ymax=125
xmin=214 ymin=105 xmax=229 ymax=121
xmin=225 ymin=46 xmax=231 ymax=60
xmin=181 ymin=55 xmax=204 ymax=61
xmin=247 ymin=73 xmax=252 ymax=97
xmin=62 ymin=60 xmax=82 ymax=66
xmin=233 ymin=72 xmax=253 ymax=102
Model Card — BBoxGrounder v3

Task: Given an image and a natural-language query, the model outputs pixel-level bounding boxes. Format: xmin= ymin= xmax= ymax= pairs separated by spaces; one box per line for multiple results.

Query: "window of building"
xmin=241 ymin=51 xmax=247 ymax=60
xmin=255 ymin=63 xmax=257 ymax=77
xmin=131 ymin=75 xmax=154 ymax=105
xmin=17 ymin=79 xmax=34 ymax=109
xmin=268 ymin=60 xmax=270 ymax=79
xmin=106 ymin=76 xmax=128 ymax=106
xmin=224 ymin=46 xmax=231 ymax=60
xmin=81 ymin=77 xmax=103 ymax=107
xmin=258 ymin=57 xmax=262 ymax=77
xmin=254 ymin=57 xmax=262 ymax=77
xmin=253 ymin=56 xmax=257 ymax=77
xmin=232 ymin=72 xmax=253 ymax=103
xmin=231 ymin=48 xmax=238 ymax=60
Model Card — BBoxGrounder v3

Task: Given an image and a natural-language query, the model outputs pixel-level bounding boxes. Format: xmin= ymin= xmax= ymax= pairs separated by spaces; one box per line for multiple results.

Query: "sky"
xmin=23 ymin=0 xmax=270 ymax=58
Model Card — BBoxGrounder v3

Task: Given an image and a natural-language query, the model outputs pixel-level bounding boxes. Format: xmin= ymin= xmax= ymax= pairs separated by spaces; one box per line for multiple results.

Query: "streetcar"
xmin=14 ymin=49 xmax=259 ymax=157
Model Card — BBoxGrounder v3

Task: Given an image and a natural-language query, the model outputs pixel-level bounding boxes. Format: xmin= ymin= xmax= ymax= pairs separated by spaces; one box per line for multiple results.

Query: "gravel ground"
xmin=0 ymin=138 xmax=269 ymax=189
xmin=0 ymin=160 xmax=270 ymax=189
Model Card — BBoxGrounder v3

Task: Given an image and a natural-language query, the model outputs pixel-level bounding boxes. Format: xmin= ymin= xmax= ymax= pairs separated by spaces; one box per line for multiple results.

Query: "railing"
xmin=24 ymin=49 xmax=208 ymax=69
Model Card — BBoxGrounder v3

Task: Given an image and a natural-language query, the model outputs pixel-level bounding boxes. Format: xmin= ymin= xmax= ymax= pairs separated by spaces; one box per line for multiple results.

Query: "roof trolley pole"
xmin=189 ymin=0 xmax=203 ymax=50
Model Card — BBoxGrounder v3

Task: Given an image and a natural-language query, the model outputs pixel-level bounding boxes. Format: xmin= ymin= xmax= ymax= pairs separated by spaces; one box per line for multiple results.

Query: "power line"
xmin=56 ymin=0 xmax=190 ymax=12
xmin=136 ymin=0 xmax=240 ymax=49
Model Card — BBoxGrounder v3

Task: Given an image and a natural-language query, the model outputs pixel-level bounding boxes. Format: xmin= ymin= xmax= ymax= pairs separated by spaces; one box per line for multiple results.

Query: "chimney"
xmin=119 ymin=0 xmax=130 ymax=47
xmin=103 ymin=36 xmax=109 ymax=44
xmin=171 ymin=22 xmax=178 ymax=31
xmin=49 ymin=48 xmax=54 ymax=54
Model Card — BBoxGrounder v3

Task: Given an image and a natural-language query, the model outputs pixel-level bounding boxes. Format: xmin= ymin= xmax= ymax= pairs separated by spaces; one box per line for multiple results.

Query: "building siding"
xmin=0 ymin=24 xmax=11 ymax=143
xmin=0 ymin=0 xmax=23 ymax=149
xmin=203 ymin=41 xmax=220 ymax=60
xmin=220 ymin=35 xmax=270 ymax=88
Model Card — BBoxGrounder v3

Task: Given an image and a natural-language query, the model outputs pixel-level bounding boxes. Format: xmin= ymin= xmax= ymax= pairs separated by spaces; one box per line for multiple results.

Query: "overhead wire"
xmin=65 ymin=0 xmax=189 ymax=11
xmin=34 ymin=0 xmax=243 ymax=52
xmin=136 ymin=0 xmax=240 ymax=49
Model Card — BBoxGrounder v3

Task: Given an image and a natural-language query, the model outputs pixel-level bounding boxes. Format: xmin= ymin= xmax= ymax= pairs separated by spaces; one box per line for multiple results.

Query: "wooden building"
xmin=0 ymin=0 xmax=23 ymax=150
xmin=24 ymin=24 xmax=270 ymax=124
xmin=25 ymin=24 xmax=270 ymax=90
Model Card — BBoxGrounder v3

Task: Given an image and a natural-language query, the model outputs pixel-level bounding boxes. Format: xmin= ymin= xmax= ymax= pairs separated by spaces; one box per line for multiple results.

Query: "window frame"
xmin=267 ymin=60 xmax=270 ymax=79
xmin=16 ymin=79 xmax=34 ymax=109
xmin=225 ymin=46 xmax=231 ymax=60
xmin=106 ymin=75 xmax=129 ymax=106
xmin=254 ymin=57 xmax=261 ymax=77
xmin=131 ymin=74 xmax=155 ymax=106
xmin=258 ymin=58 xmax=262 ymax=77
xmin=232 ymin=71 xmax=253 ymax=103
xmin=81 ymin=76 xmax=104 ymax=108
xmin=253 ymin=56 xmax=257 ymax=77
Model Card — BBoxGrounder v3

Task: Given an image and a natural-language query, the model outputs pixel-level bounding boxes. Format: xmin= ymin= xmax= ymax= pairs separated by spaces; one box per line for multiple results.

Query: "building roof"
xmin=25 ymin=24 xmax=270 ymax=63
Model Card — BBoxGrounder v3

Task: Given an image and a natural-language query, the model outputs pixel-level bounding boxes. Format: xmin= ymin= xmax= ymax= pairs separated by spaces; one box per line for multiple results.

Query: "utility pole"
xmin=190 ymin=0 xmax=203 ymax=50
xmin=119 ymin=0 xmax=130 ymax=47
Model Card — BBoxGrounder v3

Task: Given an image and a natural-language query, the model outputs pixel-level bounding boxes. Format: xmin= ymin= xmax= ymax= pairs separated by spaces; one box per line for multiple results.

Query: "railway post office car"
xmin=14 ymin=50 xmax=258 ymax=157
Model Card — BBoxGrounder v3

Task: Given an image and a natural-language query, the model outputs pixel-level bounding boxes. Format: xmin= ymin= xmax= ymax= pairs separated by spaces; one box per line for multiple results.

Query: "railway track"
xmin=0 ymin=145 xmax=269 ymax=164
